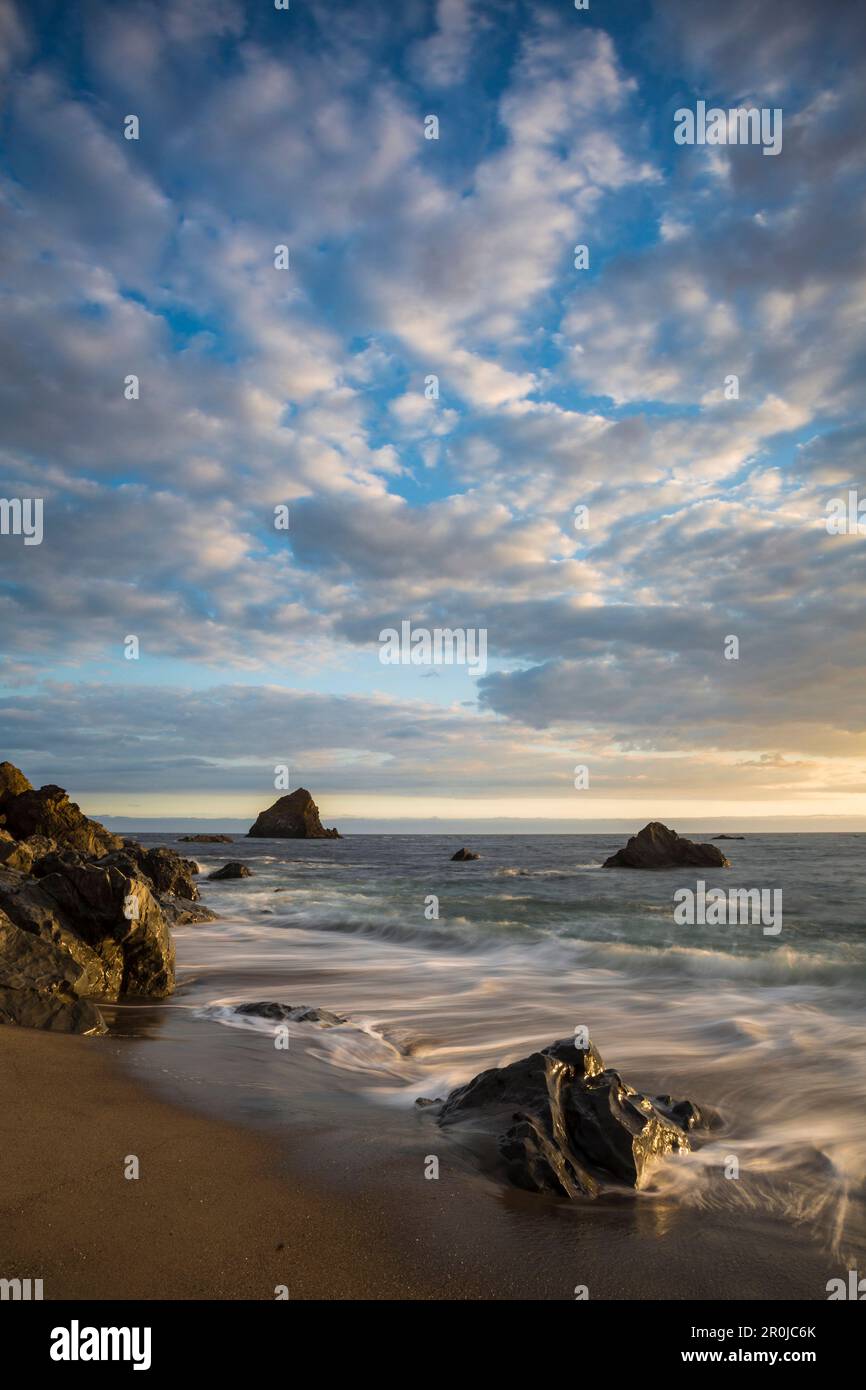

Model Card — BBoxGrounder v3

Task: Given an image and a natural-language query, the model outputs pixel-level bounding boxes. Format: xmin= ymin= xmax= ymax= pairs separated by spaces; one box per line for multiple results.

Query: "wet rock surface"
xmin=433 ymin=1036 xmax=714 ymax=1197
xmin=451 ymin=847 xmax=481 ymax=860
xmin=603 ymin=821 xmax=731 ymax=870
xmin=234 ymin=1001 xmax=346 ymax=1026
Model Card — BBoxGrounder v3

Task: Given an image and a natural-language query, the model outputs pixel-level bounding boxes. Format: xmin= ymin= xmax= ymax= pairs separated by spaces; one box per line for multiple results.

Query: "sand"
xmin=0 ymin=1027 xmax=457 ymax=1300
xmin=0 ymin=1025 xmax=843 ymax=1301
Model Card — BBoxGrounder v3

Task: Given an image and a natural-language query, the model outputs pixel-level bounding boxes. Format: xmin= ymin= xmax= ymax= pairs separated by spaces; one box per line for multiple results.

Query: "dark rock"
xmin=436 ymin=1036 xmax=712 ymax=1198
xmin=1 ymin=782 xmax=122 ymax=857
xmin=178 ymin=834 xmax=234 ymax=844
xmin=0 ymin=833 xmax=56 ymax=874
xmin=0 ymin=870 xmax=122 ymax=998
xmin=0 ymin=985 xmax=106 ymax=1035
xmin=208 ymin=862 xmax=252 ymax=880
xmin=451 ymin=847 xmax=481 ymax=861
xmin=0 ymin=909 xmax=108 ymax=1035
xmin=37 ymin=861 xmax=175 ymax=997
xmin=102 ymin=843 xmax=200 ymax=900
xmin=234 ymin=1001 xmax=345 ymax=1026
xmin=0 ymin=765 xmax=180 ymax=1034
xmin=602 ymin=822 xmax=731 ymax=870
xmin=713 ymin=835 xmax=745 ymax=841
xmin=247 ymin=788 xmax=340 ymax=839
xmin=160 ymin=898 xmax=219 ymax=926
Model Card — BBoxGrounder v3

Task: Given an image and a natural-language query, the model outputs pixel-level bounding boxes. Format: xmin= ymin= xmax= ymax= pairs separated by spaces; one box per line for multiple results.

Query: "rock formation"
xmin=178 ymin=834 xmax=234 ymax=843
xmin=247 ymin=788 xmax=339 ymax=839
xmin=0 ymin=761 xmax=217 ymax=1034
xmin=451 ymin=847 xmax=481 ymax=861
xmin=1 ymin=781 xmax=123 ymax=857
xmin=208 ymin=862 xmax=252 ymax=880
xmin=433 ymin=1036 xmax=714 ymax=1197
xmin=603 ymin=821 xmax=731 ymax=870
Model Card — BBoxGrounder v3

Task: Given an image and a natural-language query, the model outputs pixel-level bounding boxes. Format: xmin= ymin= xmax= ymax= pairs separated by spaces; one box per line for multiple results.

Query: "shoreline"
xmin=0 ymin=1022 xmax=845 ymax=1302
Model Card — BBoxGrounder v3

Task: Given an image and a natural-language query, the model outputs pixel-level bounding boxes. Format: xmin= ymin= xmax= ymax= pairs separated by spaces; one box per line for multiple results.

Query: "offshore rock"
xmin=208 ymin=862 xmax=252 ymax=880
xmin=451 ymin=847 xmax=481 ymax=861
xmin=248 ymin=788 xmax=339 ymax=839
xmin=603 ymin=822 xmax=730 ymax=870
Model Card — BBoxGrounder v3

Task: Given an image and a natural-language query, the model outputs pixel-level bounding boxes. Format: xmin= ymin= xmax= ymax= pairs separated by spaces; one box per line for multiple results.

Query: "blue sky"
xmin=1 ymin=0 xmax=865 ymax=829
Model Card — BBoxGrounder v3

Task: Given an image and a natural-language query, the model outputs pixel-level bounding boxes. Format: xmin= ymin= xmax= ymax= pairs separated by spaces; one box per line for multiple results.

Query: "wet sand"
xmin=0 ymin=1024 xmax=843 ymax=1301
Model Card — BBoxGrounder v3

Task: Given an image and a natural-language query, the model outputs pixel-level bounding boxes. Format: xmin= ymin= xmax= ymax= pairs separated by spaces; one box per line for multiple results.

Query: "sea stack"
xmin=247 ymin=788 xmax=340 ymax=839
xmin=603 ymin=821 xmax=730 ymax=870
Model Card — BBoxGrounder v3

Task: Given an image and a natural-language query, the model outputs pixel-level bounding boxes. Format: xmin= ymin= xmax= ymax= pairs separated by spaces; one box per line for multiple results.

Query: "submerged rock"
xmin=435 ymin=1036 xmax=713 ymax=1198
xmin=247 ymin=788 xmax=340 ymax=839
xmin=208 ymin=862 xmax=252 ymax=880
xmin=603 ymin=822 xmax=730 ymax=870
xmin=234 ymin=1001 xmax=345 ymax=1026
xmin=451 ymin=847 xmax=481 ymax=861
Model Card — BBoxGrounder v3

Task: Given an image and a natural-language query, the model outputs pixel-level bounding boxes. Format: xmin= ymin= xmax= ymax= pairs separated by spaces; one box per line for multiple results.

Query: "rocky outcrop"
xmin=208 ymin=862 xmax=252 ymax=880
xmin=247 ymin=788 xmax=339 ymax=839
xmin=0 ymin=761 xmax=192 ymax=1034
xmin=102 ymin=842 xmax=200 ymax=901
xmin=178 ymin=834 xmax=234 ymax=844
xmin=1 ymin=782 xmax=122 ymax=857
xmin=451 ymin=847 xmax=480 ymax=861
xmin=0 ymin=911 xmax=107 ymax=1034
xmin=0 ymin=761 xmax=33 ymax=805
xmin=433 ymin=1036 xmax=713 ymax=1198
xmin=713 ymin=834 xmax=745 ymax=841
xmin=602 ymin=822 xmax=731 ymax=870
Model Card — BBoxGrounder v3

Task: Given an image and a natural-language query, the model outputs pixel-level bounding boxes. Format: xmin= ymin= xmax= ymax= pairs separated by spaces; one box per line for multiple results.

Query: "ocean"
xmin=111 ymin=831 xmax=866 ymax=1289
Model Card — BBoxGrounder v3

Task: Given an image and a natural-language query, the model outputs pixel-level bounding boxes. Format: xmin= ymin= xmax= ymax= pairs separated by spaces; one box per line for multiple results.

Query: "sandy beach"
xmin=0 ymin=1015 xmax=845 ymax=1303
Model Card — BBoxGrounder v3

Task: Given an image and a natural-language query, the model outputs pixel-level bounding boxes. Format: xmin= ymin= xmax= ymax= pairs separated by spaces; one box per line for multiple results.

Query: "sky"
xmin=0 ymin=0 xmax=865 ymax=831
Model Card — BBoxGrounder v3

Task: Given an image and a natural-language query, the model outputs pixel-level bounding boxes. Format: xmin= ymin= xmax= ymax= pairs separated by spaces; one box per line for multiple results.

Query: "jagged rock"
xmin=0 ymin=986 xmax=106 ymax=1035
xmin=602 ymin=822 xmax=731 ymax=870
xmin=1 ymin=781 xmax=122 ymax=857
xmin=0 ymin=834 xmax=56 ymax=874
xmin=451 ymin=847 xmax=480 ymax=861
xmin=0 ymin=909 xmax=108 ymax=1034
xmin=234 ymin=1001 xmax=345 ymax=1026
xmin=160 ymin=898 xmax=219 ymax=926
xmin=247 ymin=788 xmax=339 ymax=839
xmin=0 ymin=764 xmax=182 ymax=1033
xmin=36 ymin=861 xmax=175 ymax=997
xmin=102 ymin=842 xmax=200 ymax=901
xmin=0 ymin=869 xmax=122 ymax=997
xmin=208 ymin=862 xmax=252 ymax=880
xmin=178 ymin=834 xmax=234 ymax=844
xmin=0 ymin=761 xmax=33 ymax=805
xmin=436 ymin=1036 xmax=713 ymax=1198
